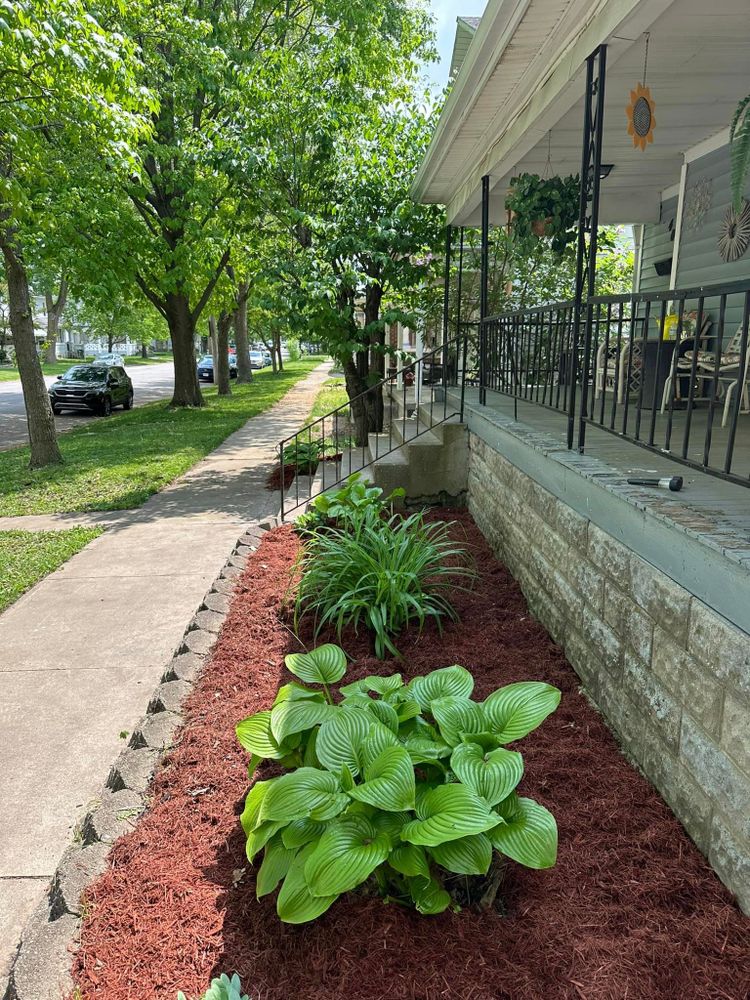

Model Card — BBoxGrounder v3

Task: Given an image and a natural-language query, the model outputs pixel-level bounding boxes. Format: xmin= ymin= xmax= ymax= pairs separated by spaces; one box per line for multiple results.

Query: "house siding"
xmin=639 ymin=195 xmax=676 ymax=293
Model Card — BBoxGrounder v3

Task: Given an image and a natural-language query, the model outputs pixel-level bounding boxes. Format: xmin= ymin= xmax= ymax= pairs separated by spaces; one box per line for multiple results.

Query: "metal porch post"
xmin=480 ymin=174 xmax=490 ymax=405
xmin=442 ymin=224 xmax=452 ymax=379
xmin=568 ymin=44 xmax=607 ymax=450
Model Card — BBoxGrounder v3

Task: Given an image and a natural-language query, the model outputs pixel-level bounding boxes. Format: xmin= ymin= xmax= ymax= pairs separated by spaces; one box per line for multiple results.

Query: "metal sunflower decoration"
xmin=626 ymin=35 xmax=656 ymax=151
xmin=718 ymin=199 xmax=750 ymax=262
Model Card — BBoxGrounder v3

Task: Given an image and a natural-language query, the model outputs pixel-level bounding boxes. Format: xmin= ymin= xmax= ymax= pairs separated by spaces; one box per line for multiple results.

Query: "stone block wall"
xmin=468 ymin=433 xmax=750 ymax=913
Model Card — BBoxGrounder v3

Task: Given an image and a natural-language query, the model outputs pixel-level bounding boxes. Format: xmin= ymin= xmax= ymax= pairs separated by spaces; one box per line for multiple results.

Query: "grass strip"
xmin=0 ymin=359 xmax=321 ymax=516
xmin=0 ymin=527 xmax=103 ymax=613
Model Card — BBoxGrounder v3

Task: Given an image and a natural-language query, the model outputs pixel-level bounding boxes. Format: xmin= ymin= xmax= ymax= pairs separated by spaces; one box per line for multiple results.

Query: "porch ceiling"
xmin=414 ymin=0 xmax=750 ymax=227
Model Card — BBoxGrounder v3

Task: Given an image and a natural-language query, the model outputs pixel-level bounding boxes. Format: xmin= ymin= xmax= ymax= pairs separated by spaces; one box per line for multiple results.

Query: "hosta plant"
xmin=281 ymin=439 xmax=324 ymax=474
xmin=235 ymin=644 xmax=560 ymax=924
xmin=177 ymin=972 xmax=248 ymax=1000
xmin=296 ymin=473 xmax=405 ymax=533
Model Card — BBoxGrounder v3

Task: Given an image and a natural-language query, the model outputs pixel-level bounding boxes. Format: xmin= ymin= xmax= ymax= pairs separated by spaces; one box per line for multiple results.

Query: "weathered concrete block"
xmin=235 ymin=542 xmax=257 ymax=558
xmin=106 ymin=747 xmax=159 ymax=794
xmin=49 ymin=842 xmax=110 ymax=919
xmin=228 ymin=554 xmax=247 ymax=570
xmin=162 ymin=651 xmax=204 ymax=684
xmin=681 ymin=714 xmax=750 ymax=836
xmin=721 ymin=691 xmax=750 ymax=778
xmin=179 ymin=628 xmax=215 ymax=656
xmin=81 ymin=789 xmax=143 ymax=845
xmin=582 ymin=607 xmax=622 ymax=677
xmin=623 ymin=652 xmax=680 ymax=751
xmin=210 ymin=578 xmax=236 ymax=597
xmin=148 ymin=679 xmax=192 ymax=715
xmin=526 ymin=479 xmax=558 ymax=526
xmin=564 ymin=629 xmax=600 ymax=700
xmin=708 ymin=812 xmax=750 ymax=915
xmin=220 ymin=564 xmax=243 ymax=580
xmin=191 ymin=609 xmax=224 ymax=634
xmin=652 ymin=627 xmax=724 ymax=736
xmin=639 ymin=728 xmax=712 ymax=853
xmin=550 ymin=571 xmax=583 ymax=633
xmin=587 ymin=523 xmax=631 ymax=586
xmin=595 ymin=683 xmax=643 ymax=760
xmin=130 ymin=711 xmax=180 ymax=752
xmin=630 ymin=555 xmax=691 ymax=646
xmin=554 ymin=503 xmax=588 ymax=549
xmin=6 ymin=901 xmax=77 ymax=1000
xmin=203 ymin=592 xmax=231 ymax=615
xmin=688 ymin=601 xmax=750 ymax=699
xmin=565 ymin=557 xmax=605 ymax=616
xmin=603 ymin=583 xmax=654 ymax=663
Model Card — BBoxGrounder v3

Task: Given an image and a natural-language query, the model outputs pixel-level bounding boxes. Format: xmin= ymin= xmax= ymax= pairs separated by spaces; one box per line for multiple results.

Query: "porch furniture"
xmin=594 ymin=338 xmax=643 ymax=403
xmin=719 ymin=342 xmax=750 ymax=427
xmin=658 ymin=314 xmax=714 ymax=411
xmin=660 ymin=326 xmax=743 ymax=416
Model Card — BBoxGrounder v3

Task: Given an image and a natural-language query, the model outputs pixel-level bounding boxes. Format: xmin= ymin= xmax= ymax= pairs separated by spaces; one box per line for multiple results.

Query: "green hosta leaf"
xmin=303 ymin=727 xmax=320 ymax=768
xmin=406 ymin=874 xmax=452 ymax=915
xmin=359 ymin=722 xmax=400 ymax=769
xmin=363 ymin=699 xmax=400 ymax=733
xmin=246 ymin=820 xmax=285 ymax=862
xmin=429 ymin=833 xmax=492 ymax=875
xmin=285 ymin=644 xmax=347 ymax=685
xmin=277 ymin=844 xmax=339 ymax=924
xmin=395 ymin=698 xmax=422 ymax=723
xmin=403 ymin=733 xmax=452 ymax=764
xmin=270 ymin=700 xmax=336 ymax=743
xmin=401 ymin=784 xmax=497 ymax=846
xmin=240 ymin=780 xmax=271 ymax=836
xmin=272 ymin=682 xmax=326 ymax=707
xmin=236 ymin=711 xmax=284 ymax=760
xmin=409 ymin=665 xmax=475 ymax=710
xmin=450 ymin=743 xmax=524 ymax=805
xmin=430 ymin=696 xmax=486 ymax=746
xmin=493 ymin=791 xmax=520 ymax=820
xmin=489 ymin=797 xmax=558 ymax=869
xmin=261 ymin=768 xmax=349 ymax=824
xmin=316 ymin=708 xmax=372 ymax=777
xmin=388 ymin=843 xmax=430 ymax=878
xmin=349 ymin=746 xmax=416 ymax=812
xmin=304 ymin=815 xmax=392 ymax=896
xmin=340 ymin=674 xmax=403 ymax=697
xmin=483 ymin=682 xmax=561 ymax=744
xmin=281 ymin=818 xmax=327 ymax=849
xmin=371 ymin=810 xmax=410 ymax=847
xmin=256 ymin=835 xmax=296 ymax=898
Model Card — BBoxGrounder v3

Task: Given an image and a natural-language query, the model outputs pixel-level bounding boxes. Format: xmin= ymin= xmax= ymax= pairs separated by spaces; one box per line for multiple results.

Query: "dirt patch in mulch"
xmin=72 ymin=513 xmax=749 ymax=1000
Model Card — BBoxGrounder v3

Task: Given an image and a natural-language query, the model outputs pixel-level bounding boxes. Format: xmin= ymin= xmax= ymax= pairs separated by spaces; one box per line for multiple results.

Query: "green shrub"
xmin=281 ymin=439 xmax=323 ymax=474
xmin=286 ymin=338 xmax=301 ymax=361
xmin=235 ymin=644 xmax=560 ymax=924
xmin=295 ymin=509 xmax=473 ymax=658
xmin=178 ymin=973 xmax=248 ymax=1000
xmin=296 ymin=473 xmax=405 ymax=533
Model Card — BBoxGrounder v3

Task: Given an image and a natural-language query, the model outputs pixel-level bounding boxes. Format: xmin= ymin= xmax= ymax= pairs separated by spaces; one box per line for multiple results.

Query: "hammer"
xmin=627 ymin=475 xmax=683 ymax=492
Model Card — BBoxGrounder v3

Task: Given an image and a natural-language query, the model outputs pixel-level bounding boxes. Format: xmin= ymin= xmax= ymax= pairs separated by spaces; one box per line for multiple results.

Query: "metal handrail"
xmin=279 ymin=332 xmax=469 ymax=519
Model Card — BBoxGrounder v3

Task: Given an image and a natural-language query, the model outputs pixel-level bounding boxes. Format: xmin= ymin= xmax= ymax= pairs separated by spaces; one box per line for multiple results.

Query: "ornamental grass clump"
xmin=295 ymin=506 xmax=474 ymax=658
xmin=236 ymin=644 xmax=560 ymax=925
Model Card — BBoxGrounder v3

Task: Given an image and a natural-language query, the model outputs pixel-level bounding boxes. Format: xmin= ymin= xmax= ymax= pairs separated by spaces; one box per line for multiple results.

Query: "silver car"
xmin=93 ymin=352 xmax=125 ymax=367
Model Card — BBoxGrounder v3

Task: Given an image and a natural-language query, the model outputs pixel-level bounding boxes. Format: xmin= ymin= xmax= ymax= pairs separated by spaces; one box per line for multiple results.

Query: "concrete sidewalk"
xmin=0 ymin=362 xmax=331 ymax=985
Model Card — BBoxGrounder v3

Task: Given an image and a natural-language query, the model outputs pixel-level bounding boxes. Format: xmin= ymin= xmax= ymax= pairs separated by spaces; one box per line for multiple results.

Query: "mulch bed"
xmin=265 ymin=455 xmax=344 ymax=492
xmin=72 ymin=512 xmax=750 ymax=1000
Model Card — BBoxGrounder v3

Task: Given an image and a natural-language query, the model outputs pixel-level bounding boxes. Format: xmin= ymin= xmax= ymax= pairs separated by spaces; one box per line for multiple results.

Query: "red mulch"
xmin=72 ymin=512 xmax=750 ymax=1000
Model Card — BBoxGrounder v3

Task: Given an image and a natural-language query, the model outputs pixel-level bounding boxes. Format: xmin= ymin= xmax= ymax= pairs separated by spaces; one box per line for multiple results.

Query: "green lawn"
xmin=307 ymin=375 xmax=349 ymax=421
xmin=0 ymin=354 xmax=172 ymax=381
xmin=0 ymin=358 xmax=321 ymax=516
xmin=0 ymin=528 xmax=103 ymax=613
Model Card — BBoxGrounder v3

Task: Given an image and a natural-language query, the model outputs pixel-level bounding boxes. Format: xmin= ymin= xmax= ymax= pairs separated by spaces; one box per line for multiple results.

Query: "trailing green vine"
xmin=505 ymin=173 xmax=580 ymax=256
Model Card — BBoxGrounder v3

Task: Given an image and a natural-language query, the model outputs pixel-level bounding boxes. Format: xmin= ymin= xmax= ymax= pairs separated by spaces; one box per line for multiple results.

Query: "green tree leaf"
xmin=348 ymin=745 xmax=416 ymax=811
xmin=488 ymin=797 xmax=558 ymax=869
xmin=260 ymin=768 xmax=349 ymax=824
xmin=277 ymin=844 xmax=339 ymax=924
xmin=450 ymin=742 xmax=524 ymax=805
xmin=401 ymin=785 xmax=497 ymax=846
xmin=304 ymin=815 xmax=392 ymax=896
xmin=483 ymin=682 xmax=561 ymax=743
xmin=409 ymin=665 xmax=475 ymax=710
xmin=429 ymin=833 xmax=492 ymax=875
xmin=285 ymin=644 xmax=347 ymax=684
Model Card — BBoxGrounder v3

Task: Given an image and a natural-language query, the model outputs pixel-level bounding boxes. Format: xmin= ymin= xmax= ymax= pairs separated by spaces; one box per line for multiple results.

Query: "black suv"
xmin=49 ymin=364 xmax=134 ymax=416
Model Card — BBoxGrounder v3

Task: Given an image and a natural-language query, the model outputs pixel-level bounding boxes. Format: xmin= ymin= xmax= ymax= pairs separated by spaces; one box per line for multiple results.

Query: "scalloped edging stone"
xmin=2 ymin=518 xmax=276 ymax=1000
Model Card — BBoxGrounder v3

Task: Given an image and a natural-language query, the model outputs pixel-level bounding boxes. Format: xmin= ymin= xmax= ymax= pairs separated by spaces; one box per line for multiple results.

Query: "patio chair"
xmin=660 ymin=325 xmax=742 ymax=416
xmin=659 ymin=314 xmax=714 ymax=412
xmin=720 ymin=341 xmax=750 ymax=427
xmin=594 ymin=339 xmax=642 ymax=403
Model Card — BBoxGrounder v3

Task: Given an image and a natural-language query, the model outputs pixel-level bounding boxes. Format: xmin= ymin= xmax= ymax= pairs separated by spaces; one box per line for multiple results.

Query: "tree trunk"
xmin=364 ymin=284 xmax=384 ymax=433
xmin=214 ymin=313 xmax=231 ymax=396
xmin=166 ymin=292 xmax=203 ymax=406
xmin=234 ymin=280 xmax=252 ymax=383
xmin=108 ymin=331 xmax=114 ymax=352
xmin=141 ymin=342 xmax=148 ymax=358
xmin=1 ymin=230 xmax=63 ymax=468
xmin=44 ymin=277 xmax=67 ymax=364
xmin=274 ymin=330 xmax=284 ymax=371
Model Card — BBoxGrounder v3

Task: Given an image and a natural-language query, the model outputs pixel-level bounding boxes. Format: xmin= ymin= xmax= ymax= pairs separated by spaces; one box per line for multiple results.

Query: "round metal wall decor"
xmin=626 ymin=83 xmax=656 ymax=150
xmin=717 ymin=199 xmax=750 ymax=262
xmin=683 ymin=178 xmax=712 ymax=233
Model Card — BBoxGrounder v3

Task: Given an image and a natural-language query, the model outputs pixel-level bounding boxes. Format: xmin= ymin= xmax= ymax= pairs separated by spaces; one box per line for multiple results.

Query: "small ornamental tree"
xmin=236 ymin=645 xmax=560 ymax=924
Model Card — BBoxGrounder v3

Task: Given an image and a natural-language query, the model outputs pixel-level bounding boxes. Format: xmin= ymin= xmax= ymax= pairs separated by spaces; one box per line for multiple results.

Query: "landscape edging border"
xmin=2 ymin=516 xmax=279 ymax=1000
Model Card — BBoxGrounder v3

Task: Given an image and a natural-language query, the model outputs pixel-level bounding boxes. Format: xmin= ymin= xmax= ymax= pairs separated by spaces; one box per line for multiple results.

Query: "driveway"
xmin=0 ymin=362 xmax=176 ymax=451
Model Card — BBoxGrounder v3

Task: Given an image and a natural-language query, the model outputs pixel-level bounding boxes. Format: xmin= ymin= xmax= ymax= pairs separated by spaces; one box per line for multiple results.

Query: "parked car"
xmin=93 ymin=352 xmax=125 ymax=367
xmin=49 ymin=364 xmax=133 ymax=416
xmin=196 ymin=354 xmax=238 ymax=382
xmin=249 ymin=350 xmax=265 ymax=369
xmin=262 ymin=350 xmax=272 ymax=366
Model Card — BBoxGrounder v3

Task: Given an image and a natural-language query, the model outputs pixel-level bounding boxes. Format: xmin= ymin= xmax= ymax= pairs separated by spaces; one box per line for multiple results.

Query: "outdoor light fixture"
xmin=599 ymin=163 xmax=614 ymax=179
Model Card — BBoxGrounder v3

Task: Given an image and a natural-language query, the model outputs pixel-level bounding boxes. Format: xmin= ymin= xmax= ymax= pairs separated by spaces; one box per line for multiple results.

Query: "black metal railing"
xmin=479 ymin=278 xmax=750 ymax=487
xmin=279 ymin=333 xmax=470 ymax=519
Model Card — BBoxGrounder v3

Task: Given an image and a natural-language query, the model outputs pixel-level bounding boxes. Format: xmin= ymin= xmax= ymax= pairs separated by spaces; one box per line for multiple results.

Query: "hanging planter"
xmin=505 ymin=173 xmax=580 ymax=256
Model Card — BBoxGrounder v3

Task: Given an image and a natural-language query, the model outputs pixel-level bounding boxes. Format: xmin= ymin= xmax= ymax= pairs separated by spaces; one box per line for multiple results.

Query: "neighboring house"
xmin=407 ymin=0 xmax=750 ymax=912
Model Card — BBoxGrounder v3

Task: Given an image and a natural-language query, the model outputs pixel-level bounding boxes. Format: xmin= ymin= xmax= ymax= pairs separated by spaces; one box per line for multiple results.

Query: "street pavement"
xmin=0 ymin=361 xmax=176 ymax=450
xmin=0 ymin=361 xmax=331 ymax=988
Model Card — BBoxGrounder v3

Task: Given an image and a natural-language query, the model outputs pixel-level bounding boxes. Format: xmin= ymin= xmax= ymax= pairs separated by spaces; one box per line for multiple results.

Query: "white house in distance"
xmin=409 ymin=0 xmax=750 ymax=912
